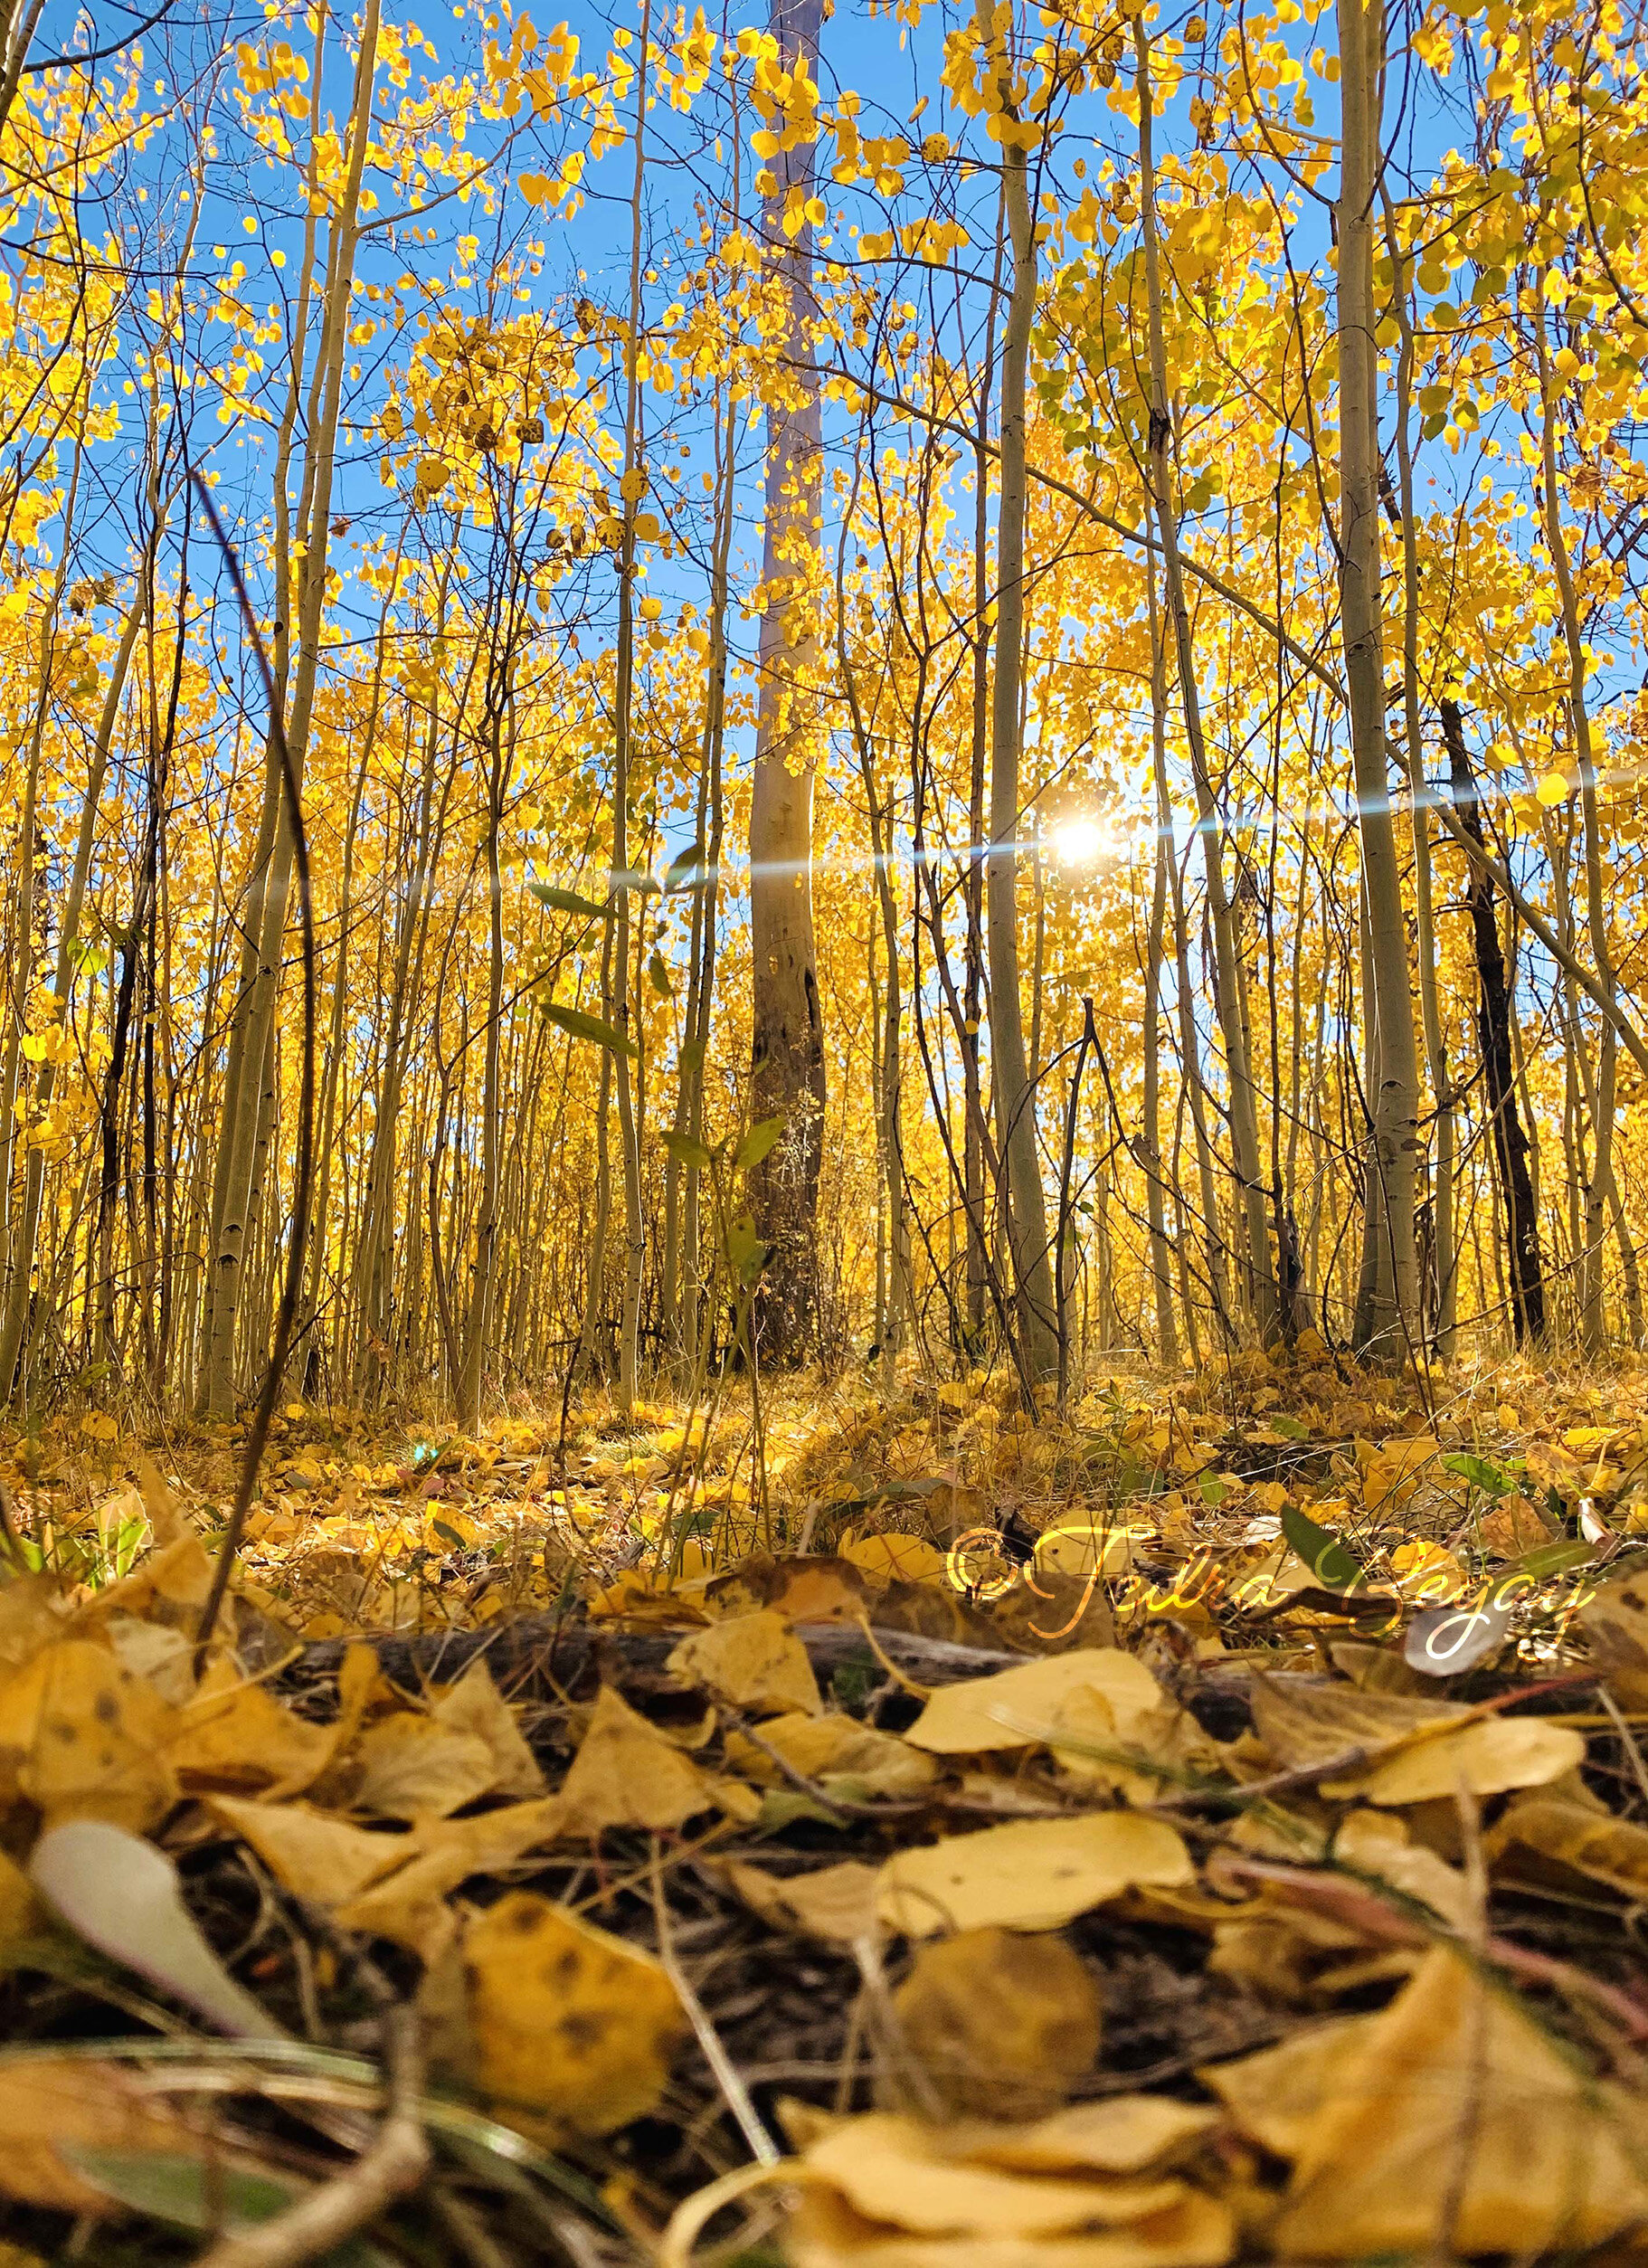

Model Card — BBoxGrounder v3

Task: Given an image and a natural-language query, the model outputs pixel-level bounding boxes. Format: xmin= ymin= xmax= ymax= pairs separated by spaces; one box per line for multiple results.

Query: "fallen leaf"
xmin=786 ymin=2183 xmax=1234 ymax=2268
xmin=1199 ymin=2013 xmax=1377 ymax=2158
xmin=704 ymin=1553 xmax=868 ymax=1623
xmin=1247 ymin=1675 xmax=1464 ymax=1772
xmin=0 ymin=1847 xmax=43 ymax=1961
xmin=891 ymin=1926 xmax=1102 ymax=2116
xmin=722 ymin=1856 xmax=881 ymax=1943
xmin=725 ymin=1710 xmax=937 ymax=1798
xmin=431 ymin=1656 xmax=545 ymax=1797
xmin=1331 ymin=1809 xmax=1474 ymax=1931
xmin=1272 ymin=1945 xmax=1648 ymax=2254
xmin=0 ymin=2061 xmax=211 ymax=2214
xmin=1582 ymin=1559 xmax=1648 ymax=1706
xmin=463 ymin=1890 xmax=686 ymax=2134
xmin=558 ymin=1682 xmax=730 ymax=1835
xmin=878 ymin=1813 xmax=1193 ymax=1936
xmin=0 ymin=1638 xmax=178 ymax=1830
xmin=840 ymin=1533 xmax=948 ymax=1588
xmin=336 ymin=1796 xmax=566 ymax=1955
xmin=905 ymin=1650 xmax=1164 ymax=1757
xmin=1321 ymin=1713 xmax=1584 ymax=1807
xmin=668 ymin=1608 xmax=821 ymax=1715
xmin=960 ymin=2098 xmax=1219 ymax=2176
xmin=1485 ymin=1789 xmax=1648 ymax=1900
xmin=353 ymin=1713 xmax=500 ymax=1819
xmin=207 ymin=1796 xmax=412 ymax=1903
xmin=166 ymin=1659 xmax=334 ymax=1795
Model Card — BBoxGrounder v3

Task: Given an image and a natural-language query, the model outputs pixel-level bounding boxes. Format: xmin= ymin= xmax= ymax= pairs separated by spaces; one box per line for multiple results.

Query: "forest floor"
xmin=0 ymin=1341 xmax=1647 ymax=2264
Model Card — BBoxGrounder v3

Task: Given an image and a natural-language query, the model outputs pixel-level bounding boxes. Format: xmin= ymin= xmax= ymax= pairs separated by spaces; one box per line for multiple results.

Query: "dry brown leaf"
xmin=0 ymin=1638 xmax=178 ymax=1830
xmin=722 ymin=1856 xmax=881 ymax=1944
xmin=725 ymin=1711 xmax=937 ymax=1798
xmin=558 ymin=1682 xmax=732 ymax=1835
xmin=1331 ymin=1809 xmax=1474 ymax=1931
xmin=1270 ymin=1945 xmax=1648 ymax=2254
xmin=166 ymin=1659 xmax=334 ymax=1795
xmin=463 ymin=1890 xmax=686 ymax=2134
xmin=891 ymin=1926 xmax=1102 ymax=2116
xmin=905 ymin=1651 xmax=1163 ymax=1758
xmin=1321 ymin=1714 xmax=1584 ymax=1807
xmin=668 ymin=1608 xmax=821 ymax=1715
xmin=352 ymin=1712 xmax=499 ymax=1819
xmin=336 ymin=1795 xmax=566 ymax=1955
xmin=1582 ymin=1560 xmax=1648 ymax=1706
xmin=878 ymin=1813 xmax=1193 ymax=1936
xmin=1246 ymin=1675 xmax=1465 ymax=1772
xmin=431 ymin=1656 xmax=545 ymax=1797
xmin=704 ymin=1553 xmax=869 ymax=1623
xmin=207 ymin=1795 xmax=412 ymax=1903
xmin=0 ymin=2058 xmax=207 ymax=2213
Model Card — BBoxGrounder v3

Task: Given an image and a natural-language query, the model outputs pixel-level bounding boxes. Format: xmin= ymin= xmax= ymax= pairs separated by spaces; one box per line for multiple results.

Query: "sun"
xmin=1050 ymin=815 xmax=1115 ymax=865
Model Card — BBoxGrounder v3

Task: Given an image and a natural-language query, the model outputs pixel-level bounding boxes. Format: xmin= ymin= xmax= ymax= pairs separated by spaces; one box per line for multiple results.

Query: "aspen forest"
xmin=8 ymin=0 xmax=1648 ymax=2254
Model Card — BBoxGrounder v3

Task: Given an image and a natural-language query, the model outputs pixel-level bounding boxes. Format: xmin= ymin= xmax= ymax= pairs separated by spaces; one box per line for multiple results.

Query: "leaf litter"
xmin=0 ymin=1354 xmax=1646 ymax=2261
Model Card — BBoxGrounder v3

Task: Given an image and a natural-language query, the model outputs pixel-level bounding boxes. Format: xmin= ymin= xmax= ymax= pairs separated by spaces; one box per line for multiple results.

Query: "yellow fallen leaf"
xmin=71 ymin=1532 xmax=214 ymax=1631
xmin=1273 ymin=1945 xmax=1648 ymax=2254
xmin=722 ymin=1856 xmax=881 ymax=1944
xmin=1247 ymin=1674 xmax=1464 ymax=1770
xmin=1331 ymin=1809 xmax=1474 ymax=1930
xmin=0 ymin=1576 xmax=71 ymax=1678
xmin=0 ymin=1639 xmax=178 ymax=1831
xmin=207 ymin=1796 xmax=412 ymax=1903
xmin=960 ymin=2097 xmax=1219 ymax=2176
xmin=337 ymin=1796 xmax=566 ymax=1955
xmin=893 ymin=1926 xmax=1103 ymax=2116
xmin=1485 ymin=1789 xmax=1648 ymax=1899
xmin=166 ymin=1659 xmax=334 ymax=1795
xmin=352 ymin=1713 xmax=500 ymax=1819
xmin=0 ymin=2059 xmax=208 ymax=2213
xmin=1582 ymin=1561 xmax=1648 ymax=1706
xmin=668 ymin=1608 xmax=821 ymax=1715
xmin=1321 ymin=1713 xmax=1584 ymax=1807
xmin=787 ymin=2182 xmax=1234 ymax=2268
xmin=840 ymin=1533 xmax=948 ymax=1588
xmin=905 ymin=1651 xmax=1164 ymax=1757
xmin=558 ymin=1682 xmax=729 ymax=1835
xmin=463 ymin=1891 xmax=686 ymax=2134
xmin=1035 ymin=1519 xmax=1135 ymax=1581
xmin=1388 ymin=1539 xmax=1466 ymax=1602
xmin=586 ymin=1567 xmax=708 ymax=1626
xmin=878 ymin=1812 xmax=1192 ymax=1936
xmin=725 ymin=1710 xmax=937 ymax=1798
xmin=431 ymin=1657 xmax=545 ymax=1798
xmin=1199 ymin=2013 xmax=1378 ymax=2159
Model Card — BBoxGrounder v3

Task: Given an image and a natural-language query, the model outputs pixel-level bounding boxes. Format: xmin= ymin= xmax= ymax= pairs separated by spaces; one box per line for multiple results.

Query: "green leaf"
xmin=62 ymin=2149 xmax=394 ymax=2264
xmin=647 ymin=949 xmax=673 ymax=1000
xmin=664 ymin=838 xmax=708 ymax=892
xmin=527 ymin=880 xmax=611 ymax=922
xmin=1268 ymin=1411 xmax=1311 ymax=1441
xmin=1514 ymin=1535 xmax=1594 ymax=1582
xmin=733 ymin=1115 xmax=785 ymax=1174
xmin=661 ymin=1127 xmax=713 ymax=1170
xmin=540 ymin=1000 xmax=638 ymax=1058
xmin=677 ymin=1036 xmax=706 ymax=1074
xmin=431 ymin=1518 xmax=468 ymax=1552
xmin=609 ymin=865 xmax=659 ymax=896
xmin=1443 ymin=1450 xmax=1512 ymax=1499
xmin=1281 ymin=1503 xmax=1363 ymax=1591
xmin=725 ymin=1213 xmax=767 ymax=1287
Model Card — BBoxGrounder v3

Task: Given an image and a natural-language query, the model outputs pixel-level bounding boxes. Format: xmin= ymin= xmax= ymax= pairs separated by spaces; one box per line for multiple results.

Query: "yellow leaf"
xmin=431 ymin=1657 xmax=545 ymax=1798
xmin=166 ymin=1659 xmax=335 ymax=1796
xmin=558 ymin=1681 xmax=728 ymax=1834
xmin=721 ymin=1855 xmax=881 ymax=1944
xmin=0 ymin=2060 xmax=213 ymax=2214
xmin=893 ymin=1925 xmax=1103 ymax=2116
xmin=337 ymin=1796 xmax=566 ymax=1956
xmin=1321 ymin=1714 xmax=1584 ymax=1807
xmin=1536 ymin=769 xmax=1570 ymax=805
xmin=724 ymin=1709 xmax=937 ymax=1798
xmin=1388 ymin=1539 xmax=1466 ymax=1602
xmin=1272 ymin=1946 xmax=1648 ymax=2254
xmin=877 ymin=1812 xmax=1192 ymax=1936
xmin=0 ymin=1640 xmax=178 ymax=1831
xmin=207 ymin=1795 xmax=412 ymax=1902
xmin=905 ymin=1649 xmax=1164 ymax=1756
xmin=840 ymin=1531 xmax=947 ymax=1587
xmin=353 ymin=1713 xmax=500 ymax=1820
xmin=1486 ymin=1789 xmax=1648 ymax=1899
xmin=463 ymin=1891 xmax=686 ymax=2134
xmin=1199 ymin=2013 xmax=1378 ymax=2159
xmin=667 ymin=1608 xmax=821 ymax=1715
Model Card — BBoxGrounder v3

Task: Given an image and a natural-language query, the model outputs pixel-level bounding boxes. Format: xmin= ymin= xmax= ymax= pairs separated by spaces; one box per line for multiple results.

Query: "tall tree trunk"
xmin=747 ymin=0 xmax=827 ymax=1364
xmin=1442 ymin=700 xmax=1545 ymax=1343
xmin=1338 ymin=0 xmax=1422 ymax=1362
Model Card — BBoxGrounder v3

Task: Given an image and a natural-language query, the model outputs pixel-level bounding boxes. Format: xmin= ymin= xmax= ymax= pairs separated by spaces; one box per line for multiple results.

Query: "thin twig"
xmin=649 ymin=1842 xmax=781 ymax=2167
xmin=194 ymin=2008 xmax=429 ymax=2268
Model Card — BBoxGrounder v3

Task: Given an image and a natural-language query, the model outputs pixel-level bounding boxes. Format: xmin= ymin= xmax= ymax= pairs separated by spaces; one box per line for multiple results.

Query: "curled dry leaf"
xmin=904 ymin=1649 xmax=1163 ymax=1757
xmin=722 ymin=1856 xmax=882 ymax=1944
xmin=462 ymin=1889 xmax=687 ymax=2134
xmin=0 ymin=1638 xmax=178 ymax=1832
xmin=890 ymin=1925 xmax=1103 ymax=2117
xmin=725 ymin=1710 xmax=938 ymax=1798
xmin=668 ymin=1608 xmax=822 ymax=1715
xmin=878 ymin=1812 xmax=1193 ymax=1937
xmin=0 ymin=2059 xmax=211 ymax=2214
xmin=1485 ymin=1789 xmax=1648 ymax=1899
